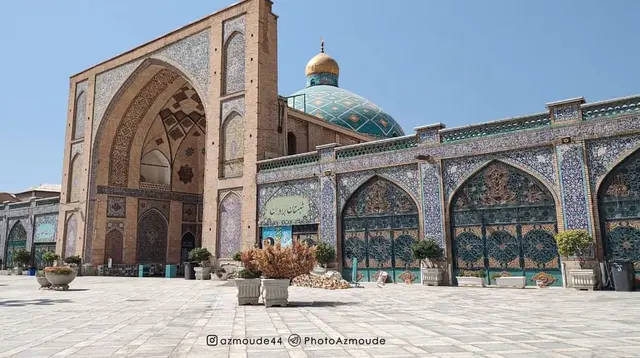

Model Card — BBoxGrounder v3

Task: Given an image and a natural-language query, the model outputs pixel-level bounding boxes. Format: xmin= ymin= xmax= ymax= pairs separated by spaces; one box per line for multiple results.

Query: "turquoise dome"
xmin=288 ymin=45 xmax=404 ymax=139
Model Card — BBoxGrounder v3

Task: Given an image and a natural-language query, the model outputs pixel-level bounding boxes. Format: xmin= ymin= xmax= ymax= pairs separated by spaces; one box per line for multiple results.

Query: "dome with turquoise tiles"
xmin=288 ymin=42 xmax=404 ymax=139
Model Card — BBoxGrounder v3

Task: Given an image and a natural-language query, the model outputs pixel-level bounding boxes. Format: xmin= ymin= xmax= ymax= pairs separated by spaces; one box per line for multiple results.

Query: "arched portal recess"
xmin=5 ymin=221 xmax=27 ymax=268
xmin=598 ymin=149 xmax=640 ymax=278
xmin=341 ymin=176 xmax=420 ymax=283
xmin=450 ymin=161 xmax=561 ymax=287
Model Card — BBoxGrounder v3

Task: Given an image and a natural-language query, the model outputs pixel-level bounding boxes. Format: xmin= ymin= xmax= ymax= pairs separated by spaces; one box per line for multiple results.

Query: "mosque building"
xmin=2 ymin=0 xmax=639 ymax=288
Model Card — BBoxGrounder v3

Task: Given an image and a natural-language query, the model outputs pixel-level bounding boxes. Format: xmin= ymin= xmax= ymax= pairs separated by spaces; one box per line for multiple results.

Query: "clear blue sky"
xmin=1 ymin=0 xmax=639 ymax=193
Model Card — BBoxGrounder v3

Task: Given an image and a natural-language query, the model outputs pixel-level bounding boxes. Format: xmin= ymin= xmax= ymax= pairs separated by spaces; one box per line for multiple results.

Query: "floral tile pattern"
xmin=557 ymin=144 xmax=591 ymax=231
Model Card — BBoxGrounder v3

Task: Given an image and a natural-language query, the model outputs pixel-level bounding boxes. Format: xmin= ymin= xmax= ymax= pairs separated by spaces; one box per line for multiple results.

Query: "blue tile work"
xmin=289 ymin=85 xmax=404 ymax=139
xmin=222 ymin=15 xmax=246 ymax=95
xmin=320 ymin=176 xmax=336 ymax=246
xmin=420 ymin=162 xmax=445 ymax=247
xmin=33 ymin=215 xmax=58 ymax=243
xmin=337 ymin=164 xmax=419 ymax=213
xmin=585 ymin=134 xmax=640 ymax=190
xmin=92 ymin=29 xmax=211 ymax=139
xmin=443 ymin=146 xmax=557 ymax=203
xmin=258 ymin=178 xmax=321 ymax=227
xmin=553 ymin=104 xmax=580 ymax=122
xmin=73 ymin=81 xmax=88 ymax=140
xmin=557 ymin=144 xmax=592 ymax=232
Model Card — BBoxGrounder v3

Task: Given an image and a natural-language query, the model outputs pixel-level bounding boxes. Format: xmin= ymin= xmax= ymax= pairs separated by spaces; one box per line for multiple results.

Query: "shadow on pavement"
xmin=287 ymin=301 xmax=358 ymax=307
xmin=0 ymin=298 xmax=73 ymax=307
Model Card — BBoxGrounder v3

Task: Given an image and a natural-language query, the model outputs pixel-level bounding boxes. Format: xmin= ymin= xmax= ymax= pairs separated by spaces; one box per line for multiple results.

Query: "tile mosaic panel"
xmin=223 ymin=32 xmax=245 ymax=95
xmin=65 ymin=214 xmax=78 ymax=259
xmin=320 ymin=176 xmax=336 ymax=246
xmin=221 ymin=96 xmax=245 ymax=120
xmin=222 ymin=112 xmax=244 ymax=178
xmin=33 ymin=214 xmax=57 ymax=243
xmin=586 ymin=134 xmax=640 ymax=190
xmin=73 ymin=81 xmax=88 ymax=140
xmin=420 ymin=162 xmax=445 ymax=247
xmin=109 ymin=69 xmax=181 ymax=187
xmin=443 ymin=146 xmax=557 ymax=202
xmin=70 ymin=142 xmax=84 ymax=159
xmin=69 ymin=154 xmax=83 ymax=203
xmin=138 ymin=199 xmax=170 ymax=220
xmin=557 ymin=144 xmax=591 ymax=231
xmin=553 ymin=104 xmax=580 ymax=122
xmin=137 ymin=209 xmax=168 ymax=263
xmin=258 ymin=179 xmax=321 ymax=227
xmin=106 ymin=221 xmax=125 ymax=234
xmin=107 ymin=196 xmax=126 ymax=218
xmin=182 ymin=202 xmax=197 ymax=222
xmin=218 ymin=192 xmax=242 ymax=258
xmin=223 ymin=16 xmax=245 ymax=94
xmin=97 ymin=186 xmax=202 ymax=203
xmin=337 ymin=164 xmax=419 ymax=212
xmin=92 ymin=29 xmax=210 ymax=140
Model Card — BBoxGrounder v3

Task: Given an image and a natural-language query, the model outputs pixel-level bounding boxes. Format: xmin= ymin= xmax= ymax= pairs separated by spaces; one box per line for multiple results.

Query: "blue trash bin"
xmin=28 ymin=267 xmax=37 ymax=276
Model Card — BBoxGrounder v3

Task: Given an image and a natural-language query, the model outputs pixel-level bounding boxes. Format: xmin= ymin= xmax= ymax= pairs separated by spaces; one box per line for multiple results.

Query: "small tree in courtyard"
xmin=412 ymin=238 xmax=444 ymax=268
xmin=555 ymin=230 xmax=592 ymax=268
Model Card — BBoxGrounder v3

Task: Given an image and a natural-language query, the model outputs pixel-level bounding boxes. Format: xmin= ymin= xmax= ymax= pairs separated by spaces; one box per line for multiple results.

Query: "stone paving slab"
xmin=1 ymin=276 xmax=640 ymax=357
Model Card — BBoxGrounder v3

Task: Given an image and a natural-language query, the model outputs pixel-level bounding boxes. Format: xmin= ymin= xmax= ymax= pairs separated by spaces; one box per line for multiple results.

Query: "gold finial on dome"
xmin=305 ymin=38 xmax=339 ymax=77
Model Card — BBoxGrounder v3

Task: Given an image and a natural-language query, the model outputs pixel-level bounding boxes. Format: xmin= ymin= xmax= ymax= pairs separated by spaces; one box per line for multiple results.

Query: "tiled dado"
xmin=97 ymin=186 xmax=202 ymax=203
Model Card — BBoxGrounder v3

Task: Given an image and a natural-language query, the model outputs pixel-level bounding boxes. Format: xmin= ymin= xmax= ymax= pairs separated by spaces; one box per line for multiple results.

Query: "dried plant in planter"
xmin=241 ymin=248 xmax=261 ymax=272
xmin=256 ymin=241 xmax=317 ymax=279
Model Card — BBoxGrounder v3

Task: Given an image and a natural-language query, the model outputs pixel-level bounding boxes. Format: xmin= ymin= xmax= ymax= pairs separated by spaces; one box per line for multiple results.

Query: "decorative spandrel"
xmin=343 ymin=177 xmax=418 ymax=219
xmin=452 ymin=162 xmax=555 ymax=225
xmin=599 ymin=149 xmax=640 ymax=268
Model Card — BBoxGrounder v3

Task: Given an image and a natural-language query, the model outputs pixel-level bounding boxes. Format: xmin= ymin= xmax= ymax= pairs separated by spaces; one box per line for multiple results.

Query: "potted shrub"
xmin=456 ymin=270 xmax=486 ymax=287
xmin=256 ymin=241 xmax=316 ymax=307
xmin=235 ymin=248 xmax=262 ymax=305
xmin=189 ymin=248 xmax=212 ymax=280
xmin=65 ymin=255 xmax=82 ymax=274
xmin=42 ymin=252 xmax=60 ymax=268
xmin=555 ymin=230 xmax=595 ymax=290
xmin=232 ymin=251 xmax=242 ymax=263
xmin=313 ymin=242 xmax=335 ymax=275
xmin=12 ymin=249 xmax=31 ymax=275
xmin=36 ymin=270 xmax=51 ymax=289
xmin=44 ymin=266 xmax=77 ymax=290
xmin=492 ymin=271 xmax=526 ymax=289
xmin=412 ymin=238 xmax=444 ymax=286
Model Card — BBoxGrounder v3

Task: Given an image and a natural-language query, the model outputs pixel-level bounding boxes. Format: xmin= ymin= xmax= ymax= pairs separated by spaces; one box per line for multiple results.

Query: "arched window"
xmin=287 ymin=132 xmax=297 ymax=155
xmin=140 ymin=150 xmax=170 ymax=185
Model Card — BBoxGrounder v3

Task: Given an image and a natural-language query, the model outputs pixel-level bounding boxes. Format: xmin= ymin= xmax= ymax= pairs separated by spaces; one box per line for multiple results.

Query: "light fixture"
xmin=561 ymin=137 xmax=572 ymax=144
xmin=323 ymin=169 xmax=332 ymax=176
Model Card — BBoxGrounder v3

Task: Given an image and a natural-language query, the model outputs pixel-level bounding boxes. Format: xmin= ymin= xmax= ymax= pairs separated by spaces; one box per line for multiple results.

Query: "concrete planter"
xmin=235 ymin=278 xmax=261 ymax=305
xmin=194 ymin=267 xmax=211 ymax=280
xmin=421 ymin=268 xmax=443 ymax=286
xmin=45 ymin=271 xmax=77 ymax=291
xmin=37 ymin=276 xmax=51 ymax=289
xmin=261 ymin=279 xmax=290 ymax=307
xmin=312 ymin=265 xmax=327 ymax=275
xmin=496 ymin=276 xmax=526 ymax=289
xmin=456 ymin=276 xmax=485 ymax=287
xmin=571 ymin=269 xmax=596 ymax=290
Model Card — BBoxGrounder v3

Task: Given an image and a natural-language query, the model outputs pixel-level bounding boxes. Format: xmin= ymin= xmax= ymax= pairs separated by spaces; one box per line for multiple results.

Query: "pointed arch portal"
xmin=341 ymin=176 xmax=420 ymax=283
xmin=5 ymin=221 xmax=27 ymax=267
xmin=598 ymin=149 xmax=640 ymax=277
xmin=450 ymin=161 xmax=561 ymax=286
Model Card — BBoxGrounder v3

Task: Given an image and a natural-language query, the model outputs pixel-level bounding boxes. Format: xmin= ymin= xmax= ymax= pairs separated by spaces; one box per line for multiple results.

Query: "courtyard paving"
xmin=0 ymin=276 xmax=639 ymax=358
